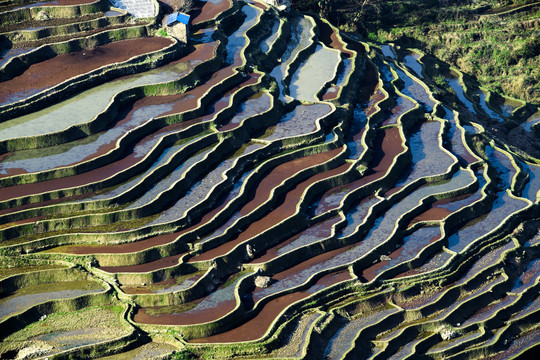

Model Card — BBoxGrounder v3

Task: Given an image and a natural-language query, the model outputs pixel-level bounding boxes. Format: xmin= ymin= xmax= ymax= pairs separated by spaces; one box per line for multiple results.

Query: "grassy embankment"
xmin=291 ymin=0 xmax=540 ymax=104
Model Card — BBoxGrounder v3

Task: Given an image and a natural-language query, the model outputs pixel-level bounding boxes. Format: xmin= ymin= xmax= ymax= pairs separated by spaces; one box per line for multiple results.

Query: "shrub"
xmin=157 ymin=28 xmax=168 ymax=37
xmin=433 ymin=74 xmax=446 ymax=88
xmin=516 ymin=37 xmax=540 ymax=60
xmin=367 ymin=32 xmax=379 ymax=42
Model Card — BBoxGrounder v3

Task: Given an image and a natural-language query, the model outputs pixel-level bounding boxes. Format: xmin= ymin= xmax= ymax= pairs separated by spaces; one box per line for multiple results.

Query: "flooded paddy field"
xmin=0 ymin=305 xmax=133 ymax=359
xmin=0 ymin=37 xmax=174 ymax=107
xmin=0 ymin=0 xmax=539 ymax=359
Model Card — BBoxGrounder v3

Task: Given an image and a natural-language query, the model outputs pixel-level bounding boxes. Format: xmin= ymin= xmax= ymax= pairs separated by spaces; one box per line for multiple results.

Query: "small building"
xmin=165 ymin=12 xmax=190 ymax=43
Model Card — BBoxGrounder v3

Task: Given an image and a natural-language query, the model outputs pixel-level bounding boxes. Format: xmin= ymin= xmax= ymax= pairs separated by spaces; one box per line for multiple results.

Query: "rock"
xmin=36 ymin=11 xmax=50 ymax=21
xmin=246 ymin=244 xmax=255 ymax=259
xmin=16 ymin=341 xmax=54 ymax=360
xmin=255 ymin=275 xmax=272 ymax=288
xmin=264 ymin=0 xmax=290 ymax=12
xmin=440 ymin=327 xmax=457 ymax=341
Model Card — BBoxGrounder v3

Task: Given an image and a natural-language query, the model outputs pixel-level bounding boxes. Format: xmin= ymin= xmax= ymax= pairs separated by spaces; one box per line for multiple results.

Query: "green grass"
xmin=219 ymin=270 xmax=251 ymax=289
xmin=0 ymin=264 xmax=66 ymax=279
xmin=157 ymin=28 xmax=169 ymax=37
xmin=1 ymin=305 xmax=129 ymax=343
xmin=291 ymin=0 xmax=540 ymax=103
xmin=0 ymin=279 xmax=104 ymax=299
xmin=2 ymin=214 xmax=161 ymax=248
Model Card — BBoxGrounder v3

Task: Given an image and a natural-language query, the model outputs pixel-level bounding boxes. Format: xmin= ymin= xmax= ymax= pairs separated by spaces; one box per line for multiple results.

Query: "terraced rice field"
xmin=0 ymin=0 xmax=539 ymax=359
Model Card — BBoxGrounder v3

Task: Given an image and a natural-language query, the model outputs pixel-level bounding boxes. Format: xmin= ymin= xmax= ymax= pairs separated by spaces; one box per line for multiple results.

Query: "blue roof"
xmin=165 ymin=12 xmax=190 ymax=26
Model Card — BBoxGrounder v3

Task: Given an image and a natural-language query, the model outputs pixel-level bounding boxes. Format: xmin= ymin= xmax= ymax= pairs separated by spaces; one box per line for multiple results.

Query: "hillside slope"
xmin=291 ymin=0 xmax=540 ymax=104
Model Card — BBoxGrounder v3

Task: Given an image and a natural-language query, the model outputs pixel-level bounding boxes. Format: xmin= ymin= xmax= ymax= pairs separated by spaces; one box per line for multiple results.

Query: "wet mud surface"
xmin=0 ymin=2 xmax=538 ymax=357
xmin=0 ymin=37 xmax=173 ymax=105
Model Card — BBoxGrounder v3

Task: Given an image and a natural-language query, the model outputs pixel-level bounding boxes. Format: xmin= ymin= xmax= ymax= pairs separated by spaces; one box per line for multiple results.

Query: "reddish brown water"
xmin=0 ymin=150 xmax=142 ymax=203
xmin=313 ymin=127 xmax=404 ymax=215
xmin=322 ymin=86 xmax=340 ymax=101
xmin=188 ymin=268 xmax=351 ymax=343
xmin=190 ymin=291 xmax=308 ymax=343
xmin=251 ymin=1 xmax=268 ymax=10
xmin=313 ymin=269 xmax=352 ymax=288
xmin=189 ymin=148 xmax=346 ymax=262
xmin=51 ymin=232 xmax=179 ymax=254
xmin=0 ymin=43 xmax=219 ymax=178
xmin=249 ymin=215 xmax=343 ymax=264
xmin=360 ymin=247 xmax=403 ymax=282
xmin=251 ymin=245 xmax=354 ymax=303
xmin=0 ymin=215 xmax=47 ymax=229
xmin=409 ymin=193 xmax=476 ymax=225
xmin=0 ymin=37 xmax=174 ymax=105
xmin=409 ymin=205 xmax=452 ymax=224
xmin=122 ymin=272 xmax=205 ymax=294
xmin=134 ymin=295 xmax=235 ymax=325
xmin=315 ymin=18 xmax=354 ymax=58
xmin=362 ymin=85 xmax=385 ymax=118
xmin=369 ymin=127 xmax=405 ymax=172
xmin=0 ymin=66 xmax=255 ymax=212
xmin=192 ymin=0 xmax=232 ymax=25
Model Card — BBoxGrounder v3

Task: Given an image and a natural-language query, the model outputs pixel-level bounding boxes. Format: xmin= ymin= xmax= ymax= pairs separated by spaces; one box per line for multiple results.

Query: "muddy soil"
xmin=134 ymin=296 xmax=235 ymax=325
xmin=191 ymin=0 xmax=232 ymax=25
xmin=190 ymin=148 xmax=345 ymax=262
xmin=250 ymin=214 xmax=344 ymax=264
xmin=0 ymin=37 xmax=173 ymax=105
xmin=0 ymin=42 xmax=218 ymax=179
xmin=311 ymin=127 xmax=404 ymax=216
xmin=409 ymin=193 xmax=476 ymax=224
xmin=190 ymin=291 xmax=308 ymax=343
xmin=189 ymin=269 xmax=351 ymax=343
xmin=0 ymin=57 xmax=257 ymax=213
xmin=314 ymin=18 xmax=354 ymax=58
